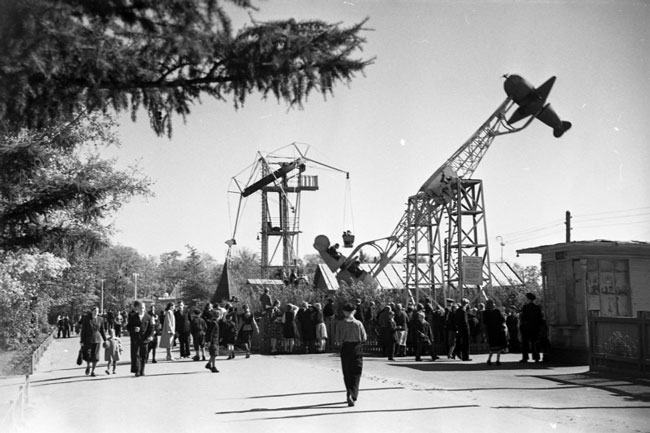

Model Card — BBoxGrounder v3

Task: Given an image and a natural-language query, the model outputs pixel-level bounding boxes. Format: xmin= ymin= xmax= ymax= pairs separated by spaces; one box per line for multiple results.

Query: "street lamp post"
xmin=133 ymin=273 xmax=139 ymax=300
xmin=496 ymin=236 xmax=505 ymax=262
xmin=100 ymin=279 xmax=105 ymax=312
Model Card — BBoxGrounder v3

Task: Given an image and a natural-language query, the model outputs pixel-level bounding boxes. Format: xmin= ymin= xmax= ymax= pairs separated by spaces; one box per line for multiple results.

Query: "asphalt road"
xmin=13 ymin=337 xmax=650 ymax=433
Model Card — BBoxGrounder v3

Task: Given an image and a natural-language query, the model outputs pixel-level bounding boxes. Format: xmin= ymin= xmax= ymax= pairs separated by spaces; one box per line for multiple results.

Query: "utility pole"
xmin=565 ymin=210 xmax=572 ymax=242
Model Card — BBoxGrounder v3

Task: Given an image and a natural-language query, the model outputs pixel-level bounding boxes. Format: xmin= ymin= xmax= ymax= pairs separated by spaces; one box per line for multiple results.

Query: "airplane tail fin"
xmin=553 ymin=121 xmax=572 ymax=138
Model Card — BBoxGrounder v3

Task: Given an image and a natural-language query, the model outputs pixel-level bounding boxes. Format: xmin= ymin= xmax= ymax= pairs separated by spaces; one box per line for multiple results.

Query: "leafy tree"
xmin=498 ymin=263 xmax=543 ymax=310
xmin=0 ymin=114 xmax=153 ymax=251
xmin=0 ymin=0 xmax=374 ymax=137
xmin=93 ymin=245 xmax=150 ymax=309
xmin=229 ymin=247 xmax=261 ymax=288
xmin=158 ymin=250 xmax=185 ymax=298
xmin=48 ymin=252 xmax=100 ymax=322
xmin=0 ymin=250 xmax=69 ymax=349
xmin=301 ymin=253 xmax=322 ymax=279
xmin=179 ymin=245 xmax=218 ymax=305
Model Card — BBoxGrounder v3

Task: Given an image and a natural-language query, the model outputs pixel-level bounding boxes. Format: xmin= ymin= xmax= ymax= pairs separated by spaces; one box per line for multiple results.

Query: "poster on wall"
xmin=462 ymin=256 xmax=483 ymax=286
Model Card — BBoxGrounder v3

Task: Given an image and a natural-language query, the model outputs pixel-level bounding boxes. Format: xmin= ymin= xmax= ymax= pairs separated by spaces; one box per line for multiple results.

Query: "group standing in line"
xmin=77 ymin=290 xmax=546 ymax=408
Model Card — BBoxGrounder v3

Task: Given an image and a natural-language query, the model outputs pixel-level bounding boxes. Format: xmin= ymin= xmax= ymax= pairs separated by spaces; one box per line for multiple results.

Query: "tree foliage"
xmin=495 ymin=263 xmax=543 ymax=310
xmin=228 ymin=247 xmax=261 ymax=288
xmin=0 ymin=0 xmax=374 ymax=137
xmin=0 ymin=114 xmax=153 ymax=251
xmin=179 ymin=245 xmax=218 ymax=303
xmin=0 ymin=250 xmax=69 ymax=349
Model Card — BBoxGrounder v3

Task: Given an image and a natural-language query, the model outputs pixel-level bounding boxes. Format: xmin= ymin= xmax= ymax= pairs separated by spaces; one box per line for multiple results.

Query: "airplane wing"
xmin=507 ymin=106 xmax=530 ymax=124
xmin=535 ymin=76 xmax=556 ymax=103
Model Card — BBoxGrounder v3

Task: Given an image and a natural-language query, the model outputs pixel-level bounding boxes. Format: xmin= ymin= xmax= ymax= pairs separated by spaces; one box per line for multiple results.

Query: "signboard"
xmin=463 ymin=256 xmax=484 ymax=285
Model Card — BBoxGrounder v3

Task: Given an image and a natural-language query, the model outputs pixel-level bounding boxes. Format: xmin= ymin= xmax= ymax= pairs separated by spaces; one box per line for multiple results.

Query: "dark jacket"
xmin=174 ymin=308 xmax=192 ymax=333
xmin=220 ymin=318 xmax=237 ymax=345
xmin=80 ymin=314 xmax=106 ymax=345
xmin=126 ymin=311 xmax=155 ymax=344
xmin=190 ymin=316 xmax=207 ymax=337
xmin=520 ymin=302 xmax=543 ymax=335
xmin=454 ymin=306 xmax=470 ymax=335
xmin=413 ymin=319 xmax=433 ymax=343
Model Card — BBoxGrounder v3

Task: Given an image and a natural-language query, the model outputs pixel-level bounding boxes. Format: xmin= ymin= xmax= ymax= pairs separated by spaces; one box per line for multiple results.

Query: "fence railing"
xmin=589 ymin=310 xmax=650 ymax=376
xmin=31 ymin=327 xmax=57 ymax=374
xmin=1 ymin=326 xmax=56 ymax=432
xmin=0 ymin=375 xmax=30 ymax=432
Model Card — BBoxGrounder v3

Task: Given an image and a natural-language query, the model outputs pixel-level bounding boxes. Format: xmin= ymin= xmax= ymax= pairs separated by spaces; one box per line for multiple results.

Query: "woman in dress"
xmin=264 ymin=300 xmax=284 ymax=354
xmin=484 ymin=299 xmax=508 ymax=366
xmin=79 ymin=306 xmax=107 ymax=377
xmin=158 ymin=302 xmax=176 ymax=361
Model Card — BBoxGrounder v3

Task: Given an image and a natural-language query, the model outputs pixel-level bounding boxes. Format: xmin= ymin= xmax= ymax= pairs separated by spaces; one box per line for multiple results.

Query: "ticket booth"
xmin=517 ymin=240 xmax=650 ymax=364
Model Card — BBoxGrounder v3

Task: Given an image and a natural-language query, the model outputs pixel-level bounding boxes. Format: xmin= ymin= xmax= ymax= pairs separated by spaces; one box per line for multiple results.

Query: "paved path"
xmin=13 ymin=337 xmax=650 ymax=433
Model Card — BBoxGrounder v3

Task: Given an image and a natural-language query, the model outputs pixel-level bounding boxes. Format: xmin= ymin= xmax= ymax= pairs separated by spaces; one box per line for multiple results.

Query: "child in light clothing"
xmin=104 ymin=328 xmax=122 ymax=374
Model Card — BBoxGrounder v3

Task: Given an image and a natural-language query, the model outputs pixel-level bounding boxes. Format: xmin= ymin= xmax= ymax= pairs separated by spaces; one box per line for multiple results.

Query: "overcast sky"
xmin=101 ymin=0 xmax=650 ymax=269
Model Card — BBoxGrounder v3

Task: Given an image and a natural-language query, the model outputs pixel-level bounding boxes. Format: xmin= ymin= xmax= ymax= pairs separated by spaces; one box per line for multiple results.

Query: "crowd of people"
xmin=257 ymin=288 xmax=549 ymax=366
xmin=76 ymin=299 xmax=260 ymax=377
xmin=74 ymin=289 xmax=549 ymax=379
xmin=72 ymin=290 xmax=549 ymax=409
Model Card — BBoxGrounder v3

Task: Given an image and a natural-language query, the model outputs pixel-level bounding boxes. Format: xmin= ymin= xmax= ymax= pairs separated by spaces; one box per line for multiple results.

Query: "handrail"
xmin=31 ymin=327 xmax=57 ymax=374
xmin=1 ymin=326 xmax=56 ymax=431
xmin=0 ymin=375 xmax=29 ymax=432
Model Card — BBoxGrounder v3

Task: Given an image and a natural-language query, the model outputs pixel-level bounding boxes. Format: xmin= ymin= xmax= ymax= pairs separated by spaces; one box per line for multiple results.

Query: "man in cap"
xmin=519 ymin=293 xmax=544 ymax=363
xmin=336 ymin=302 xmax=367 ymax=407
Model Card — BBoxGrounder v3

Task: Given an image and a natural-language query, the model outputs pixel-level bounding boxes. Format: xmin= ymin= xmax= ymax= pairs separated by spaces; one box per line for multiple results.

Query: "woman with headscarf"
xmin=484 ymin=299 xmax=508 ymax=366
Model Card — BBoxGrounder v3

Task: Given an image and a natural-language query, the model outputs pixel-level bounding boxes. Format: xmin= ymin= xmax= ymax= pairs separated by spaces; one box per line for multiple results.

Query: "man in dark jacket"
xmin=126 ymin=300 xmax=155 ymax=377
xmin=174 ymin=301 xmax=192 ymax=358
xmin=454 ymin=298 xmax=471 ymax=361
xmin=519 ymin=293 xmax=544 ymax=363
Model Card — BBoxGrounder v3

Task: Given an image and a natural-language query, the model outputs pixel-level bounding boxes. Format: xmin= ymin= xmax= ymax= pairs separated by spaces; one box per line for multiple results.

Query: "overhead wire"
xmin=498 ymin=206 xmax=650 ymax=246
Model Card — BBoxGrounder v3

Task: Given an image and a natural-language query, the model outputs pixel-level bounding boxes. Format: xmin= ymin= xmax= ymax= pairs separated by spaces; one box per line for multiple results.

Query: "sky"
xmin=102 ymin=0 xmax=650 ymax=270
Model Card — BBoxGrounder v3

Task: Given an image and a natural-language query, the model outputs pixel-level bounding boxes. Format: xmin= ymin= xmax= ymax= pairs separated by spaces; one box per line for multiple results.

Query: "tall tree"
xmin=0 ymin=114 xmax=152 ymax=251
xmin=0 ymin=0 xmax=374 ymax=137
xmin=179 ymin=245 xmax=217 ymax=304
xmin=94 ymin=245 xmax=149 ymax=308
xmin=504 ymin=263 xmax=543 ymax=309
xmin=158 ymin=250 xmax=185 ymax=298
xmin=229 ymin=248 xmax=260 ymax=288
xmin=0 ymin=250 xmax=69 ymax=349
